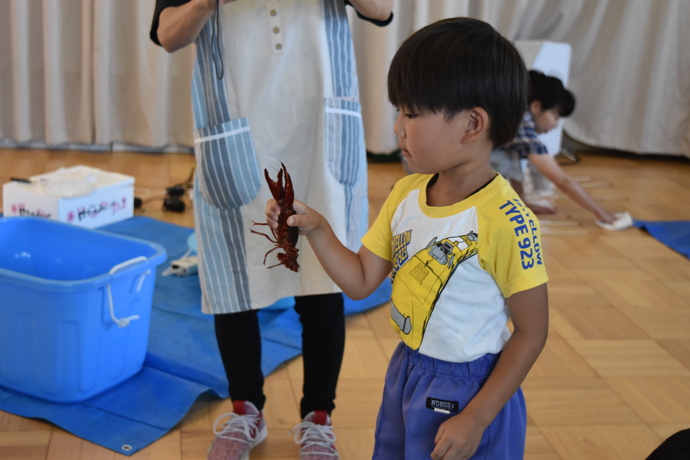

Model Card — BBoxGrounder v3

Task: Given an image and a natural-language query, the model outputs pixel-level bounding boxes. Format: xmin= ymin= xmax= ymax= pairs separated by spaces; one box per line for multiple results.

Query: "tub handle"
xmin=107 ymin=256 xmax=151 ymax=328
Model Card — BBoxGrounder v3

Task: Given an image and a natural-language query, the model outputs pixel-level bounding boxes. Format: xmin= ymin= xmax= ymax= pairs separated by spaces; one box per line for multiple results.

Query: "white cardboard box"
xmin=3 ymin=166 xmax=134 ymax=229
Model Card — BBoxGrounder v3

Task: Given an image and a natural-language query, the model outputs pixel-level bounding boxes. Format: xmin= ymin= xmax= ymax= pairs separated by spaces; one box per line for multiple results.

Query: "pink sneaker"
xmin=207 ymin=400 xmax=267 ymax=460
xmin=290 ymin=410 xmax=340 ymax=459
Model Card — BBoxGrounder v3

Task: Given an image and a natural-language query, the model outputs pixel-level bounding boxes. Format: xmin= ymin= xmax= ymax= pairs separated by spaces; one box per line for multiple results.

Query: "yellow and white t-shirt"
xmin=362 ymin=173 xmax=548 ymax=363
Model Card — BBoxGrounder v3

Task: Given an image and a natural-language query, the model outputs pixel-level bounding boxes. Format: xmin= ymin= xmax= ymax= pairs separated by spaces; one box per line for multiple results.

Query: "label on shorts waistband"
xmin=426 ymin=397 xmax=459 ymax=414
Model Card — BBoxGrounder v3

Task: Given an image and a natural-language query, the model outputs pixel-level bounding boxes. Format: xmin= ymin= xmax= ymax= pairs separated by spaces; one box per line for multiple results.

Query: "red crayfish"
xmin=251 ymin=162 xmax=300 ymax=272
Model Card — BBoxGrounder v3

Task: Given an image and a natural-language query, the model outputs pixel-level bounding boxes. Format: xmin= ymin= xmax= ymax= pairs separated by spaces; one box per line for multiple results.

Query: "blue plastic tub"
xmin=0 ymin=217 xmax=167 ymax=403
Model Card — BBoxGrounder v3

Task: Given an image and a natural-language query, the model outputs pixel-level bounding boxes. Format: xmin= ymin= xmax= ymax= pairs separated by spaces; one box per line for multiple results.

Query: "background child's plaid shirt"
xmin=502 ymin=112 xmax=549 ymax=159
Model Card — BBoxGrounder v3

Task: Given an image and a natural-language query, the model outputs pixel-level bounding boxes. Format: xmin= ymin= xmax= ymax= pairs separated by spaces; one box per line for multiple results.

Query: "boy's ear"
xmin=530 ymin=100 xmax=543 ymax=115
xmin=460 ymin=108 xmax=490 ymax=144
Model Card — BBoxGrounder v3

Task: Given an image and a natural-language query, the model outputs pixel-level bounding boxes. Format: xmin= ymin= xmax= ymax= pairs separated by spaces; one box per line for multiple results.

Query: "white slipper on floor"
xmin=596 ymin=212 xmax=633 ymax=231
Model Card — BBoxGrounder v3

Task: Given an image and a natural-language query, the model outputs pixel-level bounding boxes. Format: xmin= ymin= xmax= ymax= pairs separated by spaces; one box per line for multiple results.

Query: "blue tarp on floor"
xmin=0 ymin=216 xmax=391 ymax=455
xmin=634 ymin=219 xmax=690 ymax=259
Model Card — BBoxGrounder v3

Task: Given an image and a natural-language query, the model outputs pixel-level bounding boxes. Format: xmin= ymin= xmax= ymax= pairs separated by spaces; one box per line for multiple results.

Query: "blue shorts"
xmin=373 ymin=342 xmax=527 ymax=460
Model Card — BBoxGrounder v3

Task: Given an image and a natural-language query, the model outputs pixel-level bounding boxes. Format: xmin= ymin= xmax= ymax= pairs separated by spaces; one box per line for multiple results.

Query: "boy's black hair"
xmin=528 ymin=70 xmax=576 ymax=117
xmin=646 ymin=428 xmax=690 ymax=460
xmin=387 ymin=17 xmax=528 ymax=148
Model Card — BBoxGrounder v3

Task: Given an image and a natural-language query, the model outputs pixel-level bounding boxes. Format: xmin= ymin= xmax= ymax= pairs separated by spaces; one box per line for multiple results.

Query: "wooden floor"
xmin=1 ymin=148 xmax=689 ymax=459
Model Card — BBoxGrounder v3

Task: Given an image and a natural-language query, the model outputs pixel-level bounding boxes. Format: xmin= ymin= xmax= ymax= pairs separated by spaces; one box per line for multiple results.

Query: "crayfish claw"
xmin=280 ymin=162 xmax=295 ymax=209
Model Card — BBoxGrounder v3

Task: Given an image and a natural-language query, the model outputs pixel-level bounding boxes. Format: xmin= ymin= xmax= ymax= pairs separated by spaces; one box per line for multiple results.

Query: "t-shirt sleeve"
xmin=361 ymin=175 xmax=427 ymax=261
xmin=361 ymin=190 xmax=394 ymax=262
xmin=150 ymin=0 xmax=191 ymax=46
xmin=344 ymin=0 xmax=394 ymax=27
xmin=479 ymin=198 xmax=548 ymax=298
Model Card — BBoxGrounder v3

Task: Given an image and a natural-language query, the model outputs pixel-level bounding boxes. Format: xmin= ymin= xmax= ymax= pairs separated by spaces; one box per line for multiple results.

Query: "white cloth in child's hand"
xmin=596 ymin=212 xmax=633 ymax=231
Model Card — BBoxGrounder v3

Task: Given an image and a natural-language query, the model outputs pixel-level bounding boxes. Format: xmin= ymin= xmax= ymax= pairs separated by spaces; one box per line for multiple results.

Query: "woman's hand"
xmin=158 ymin=0 xmax=236 ymax=52
xmin=347 ymin=0 xmax=393 ymax=21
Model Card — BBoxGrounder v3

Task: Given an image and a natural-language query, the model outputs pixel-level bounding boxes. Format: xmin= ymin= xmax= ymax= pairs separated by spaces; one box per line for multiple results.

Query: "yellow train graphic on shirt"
xmin=390 ymin=231 xmax=478 ymax=349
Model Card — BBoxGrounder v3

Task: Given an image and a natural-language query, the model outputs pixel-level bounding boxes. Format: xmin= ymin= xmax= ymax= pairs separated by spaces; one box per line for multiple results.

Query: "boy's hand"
xmin=431 ymin=411 xmax=485 ymax=460
xmin=265 ymin=199 xmax=324 ymax=236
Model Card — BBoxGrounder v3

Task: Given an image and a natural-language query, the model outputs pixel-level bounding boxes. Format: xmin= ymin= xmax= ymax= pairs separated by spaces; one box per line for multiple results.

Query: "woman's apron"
xmin=190 ymin=0 xmax=368 ymax=314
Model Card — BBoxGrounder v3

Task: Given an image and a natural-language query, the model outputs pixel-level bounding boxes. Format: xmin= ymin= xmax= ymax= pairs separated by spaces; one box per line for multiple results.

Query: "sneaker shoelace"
xmin=213 ymin=411 xmax=261 ymax=445
xmin=290 ymin=421 xmax=339 ymax=457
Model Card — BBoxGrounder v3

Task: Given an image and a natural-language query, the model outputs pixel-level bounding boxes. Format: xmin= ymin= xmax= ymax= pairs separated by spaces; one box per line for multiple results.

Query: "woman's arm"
xmin=528 ymin=153 xmax=616 ymax=223
xmin=157 ymin=0 xmax=234 ymax=53
xmin=347 ymin=0 xmax=393 ymax=21
xmin=431 ymin=284 xmax=549 ymax=460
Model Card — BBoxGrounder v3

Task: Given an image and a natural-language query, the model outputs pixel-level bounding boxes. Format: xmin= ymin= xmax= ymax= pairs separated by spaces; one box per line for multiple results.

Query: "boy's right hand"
xmin=431 ymin=411 xmax=485 ymax=460
xmin=265 ymin=199 xmax=325 ymax=236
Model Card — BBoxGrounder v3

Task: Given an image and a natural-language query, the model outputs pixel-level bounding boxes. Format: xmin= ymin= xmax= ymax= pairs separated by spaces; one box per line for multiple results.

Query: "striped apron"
xmin=191 ymin=0 xmax=368 ymax=314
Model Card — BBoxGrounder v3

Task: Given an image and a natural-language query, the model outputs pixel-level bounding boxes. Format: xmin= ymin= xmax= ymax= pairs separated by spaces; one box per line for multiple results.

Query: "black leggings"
xmin=214 ymin=292 xmax=345 ymax=418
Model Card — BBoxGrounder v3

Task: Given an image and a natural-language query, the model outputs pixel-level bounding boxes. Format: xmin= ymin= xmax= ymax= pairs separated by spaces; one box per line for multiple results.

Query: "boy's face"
xmin=530 ymin=101 xmax=561 ymax=134
xmin=393 ymin=107 xmax=485 ymax=174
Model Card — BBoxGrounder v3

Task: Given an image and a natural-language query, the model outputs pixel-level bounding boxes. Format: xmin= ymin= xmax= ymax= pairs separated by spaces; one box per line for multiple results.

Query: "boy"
xmin=264 ymin=18 xmax=548 ymax=459
xmin=492 ymin=70 xmax=632 ymax=230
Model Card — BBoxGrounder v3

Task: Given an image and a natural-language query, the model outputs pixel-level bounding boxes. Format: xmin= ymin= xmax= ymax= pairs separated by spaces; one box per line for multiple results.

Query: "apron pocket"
xmin=324 ymin=98 xmax=366 ymax=186
xmin=194 ymin=118 xmax=262 ymax=209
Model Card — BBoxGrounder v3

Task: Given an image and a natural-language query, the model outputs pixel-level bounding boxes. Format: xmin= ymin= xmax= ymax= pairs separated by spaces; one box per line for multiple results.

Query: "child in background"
xmin=491 ymin=70 xmax=633 ymax=230
xmin=264 ymin=17 xmax=548 ymax=459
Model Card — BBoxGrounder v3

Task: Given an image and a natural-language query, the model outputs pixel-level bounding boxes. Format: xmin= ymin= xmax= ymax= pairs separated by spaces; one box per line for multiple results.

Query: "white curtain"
xmin=350 ymin=0 xmax=690 ymax=157
xmin=0 ymin=0 xmax=195 ymax=150
xmin=1 ymin=0 xmax=689 ymax=157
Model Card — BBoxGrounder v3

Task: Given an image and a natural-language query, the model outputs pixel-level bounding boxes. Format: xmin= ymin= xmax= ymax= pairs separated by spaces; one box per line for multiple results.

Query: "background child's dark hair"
xmin=528 ymin=70 xmax=576 ymax=117
xmin=387 ymin=17 xmax=528 ymax=148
